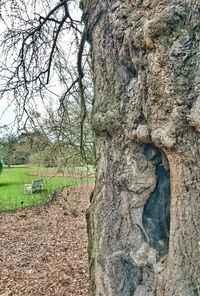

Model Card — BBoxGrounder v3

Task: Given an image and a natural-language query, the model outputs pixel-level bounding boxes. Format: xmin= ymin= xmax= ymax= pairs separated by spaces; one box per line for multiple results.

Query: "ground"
xmin=0 ymin=184 xmax=93 ymax=296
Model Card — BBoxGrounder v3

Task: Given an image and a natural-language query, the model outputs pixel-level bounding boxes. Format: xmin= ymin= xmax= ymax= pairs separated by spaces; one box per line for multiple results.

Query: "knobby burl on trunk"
xmin=83 ymin=1 xmax=200 ymax=295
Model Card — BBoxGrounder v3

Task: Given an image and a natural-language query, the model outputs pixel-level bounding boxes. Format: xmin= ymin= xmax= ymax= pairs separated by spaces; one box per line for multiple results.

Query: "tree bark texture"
xmin=83 ymin=1 xmax=200 ymax=295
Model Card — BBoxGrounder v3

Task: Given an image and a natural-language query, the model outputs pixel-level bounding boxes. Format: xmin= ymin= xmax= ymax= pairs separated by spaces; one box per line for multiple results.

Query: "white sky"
xmin=0 ymin=0 xmax=82 ymax=133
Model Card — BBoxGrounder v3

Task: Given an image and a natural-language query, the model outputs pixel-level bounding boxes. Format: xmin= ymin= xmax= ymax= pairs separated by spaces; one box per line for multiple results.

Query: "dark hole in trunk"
xmin=142 ymin=144 xmax=170 ymax=255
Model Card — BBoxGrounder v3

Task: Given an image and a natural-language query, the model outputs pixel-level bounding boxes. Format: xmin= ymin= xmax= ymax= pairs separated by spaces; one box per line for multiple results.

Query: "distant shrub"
xmin=0 ymin=157 xmax=3 ymax=174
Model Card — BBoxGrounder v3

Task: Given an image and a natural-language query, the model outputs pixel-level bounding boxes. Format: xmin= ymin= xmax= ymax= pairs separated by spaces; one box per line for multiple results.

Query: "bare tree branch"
xmin=0 ymin=0 xmax=94 ymax=165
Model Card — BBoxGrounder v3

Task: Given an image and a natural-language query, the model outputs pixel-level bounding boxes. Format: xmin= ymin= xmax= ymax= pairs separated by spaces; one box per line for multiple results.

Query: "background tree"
xmin=18 ymin=130 xmax=54 ymax=167
xmin=0 ymin=131 xmax=19 ymax=167
xmin=0 ymin=155 xmax=3 ymax=174
xmin=0 ymin=0 xmax=93 ymax=166
xmin=0 ymin=129 xmax=50 ymax=167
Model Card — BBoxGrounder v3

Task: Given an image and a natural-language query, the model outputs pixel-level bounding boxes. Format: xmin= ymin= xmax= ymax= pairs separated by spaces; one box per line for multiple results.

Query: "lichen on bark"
xmin=83 ymin=0 xmax=200 ymax=295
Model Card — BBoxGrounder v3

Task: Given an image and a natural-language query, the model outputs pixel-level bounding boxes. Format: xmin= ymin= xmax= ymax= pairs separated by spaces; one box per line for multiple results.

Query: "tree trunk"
xmin=83 ymin=1 xmax=200 ymax=295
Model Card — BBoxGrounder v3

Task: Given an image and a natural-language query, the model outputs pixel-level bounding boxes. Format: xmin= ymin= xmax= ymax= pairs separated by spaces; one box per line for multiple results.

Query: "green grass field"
xmin=0 ymin=166 xmax=93 ymax=211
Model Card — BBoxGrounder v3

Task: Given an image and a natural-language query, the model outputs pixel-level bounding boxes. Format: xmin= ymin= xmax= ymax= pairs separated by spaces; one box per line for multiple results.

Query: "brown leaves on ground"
xmin=0 ymin=185 xmax=93 ymax=296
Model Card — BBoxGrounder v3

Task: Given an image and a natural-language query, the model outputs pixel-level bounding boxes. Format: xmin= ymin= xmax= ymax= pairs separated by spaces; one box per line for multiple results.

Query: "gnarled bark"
xmin=83 ymin=1 xmax=200 ymax=295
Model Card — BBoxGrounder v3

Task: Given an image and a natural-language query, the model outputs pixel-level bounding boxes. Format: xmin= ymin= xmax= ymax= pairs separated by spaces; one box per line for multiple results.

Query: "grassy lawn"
xmin=0 ymin=166 xmax=93 ymax=211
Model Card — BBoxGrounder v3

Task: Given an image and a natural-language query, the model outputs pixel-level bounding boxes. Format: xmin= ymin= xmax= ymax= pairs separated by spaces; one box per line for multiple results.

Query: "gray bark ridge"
xmin=84 ymin=1 xmax=200 ymax=295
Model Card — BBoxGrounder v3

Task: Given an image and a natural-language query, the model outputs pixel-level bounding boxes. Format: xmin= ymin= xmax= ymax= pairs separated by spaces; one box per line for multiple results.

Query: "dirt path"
xmin=0 ymin=185 xmax=93 ymax=296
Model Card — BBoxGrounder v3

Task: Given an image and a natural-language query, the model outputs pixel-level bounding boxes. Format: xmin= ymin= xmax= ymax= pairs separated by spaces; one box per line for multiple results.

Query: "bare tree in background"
xmin=0 ymin=0 xmax=93 ymax=163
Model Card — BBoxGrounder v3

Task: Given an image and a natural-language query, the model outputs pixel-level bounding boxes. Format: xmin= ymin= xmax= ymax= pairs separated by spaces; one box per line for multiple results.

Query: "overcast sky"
xmin=0 ymin=0 xmax=82 ymax=133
